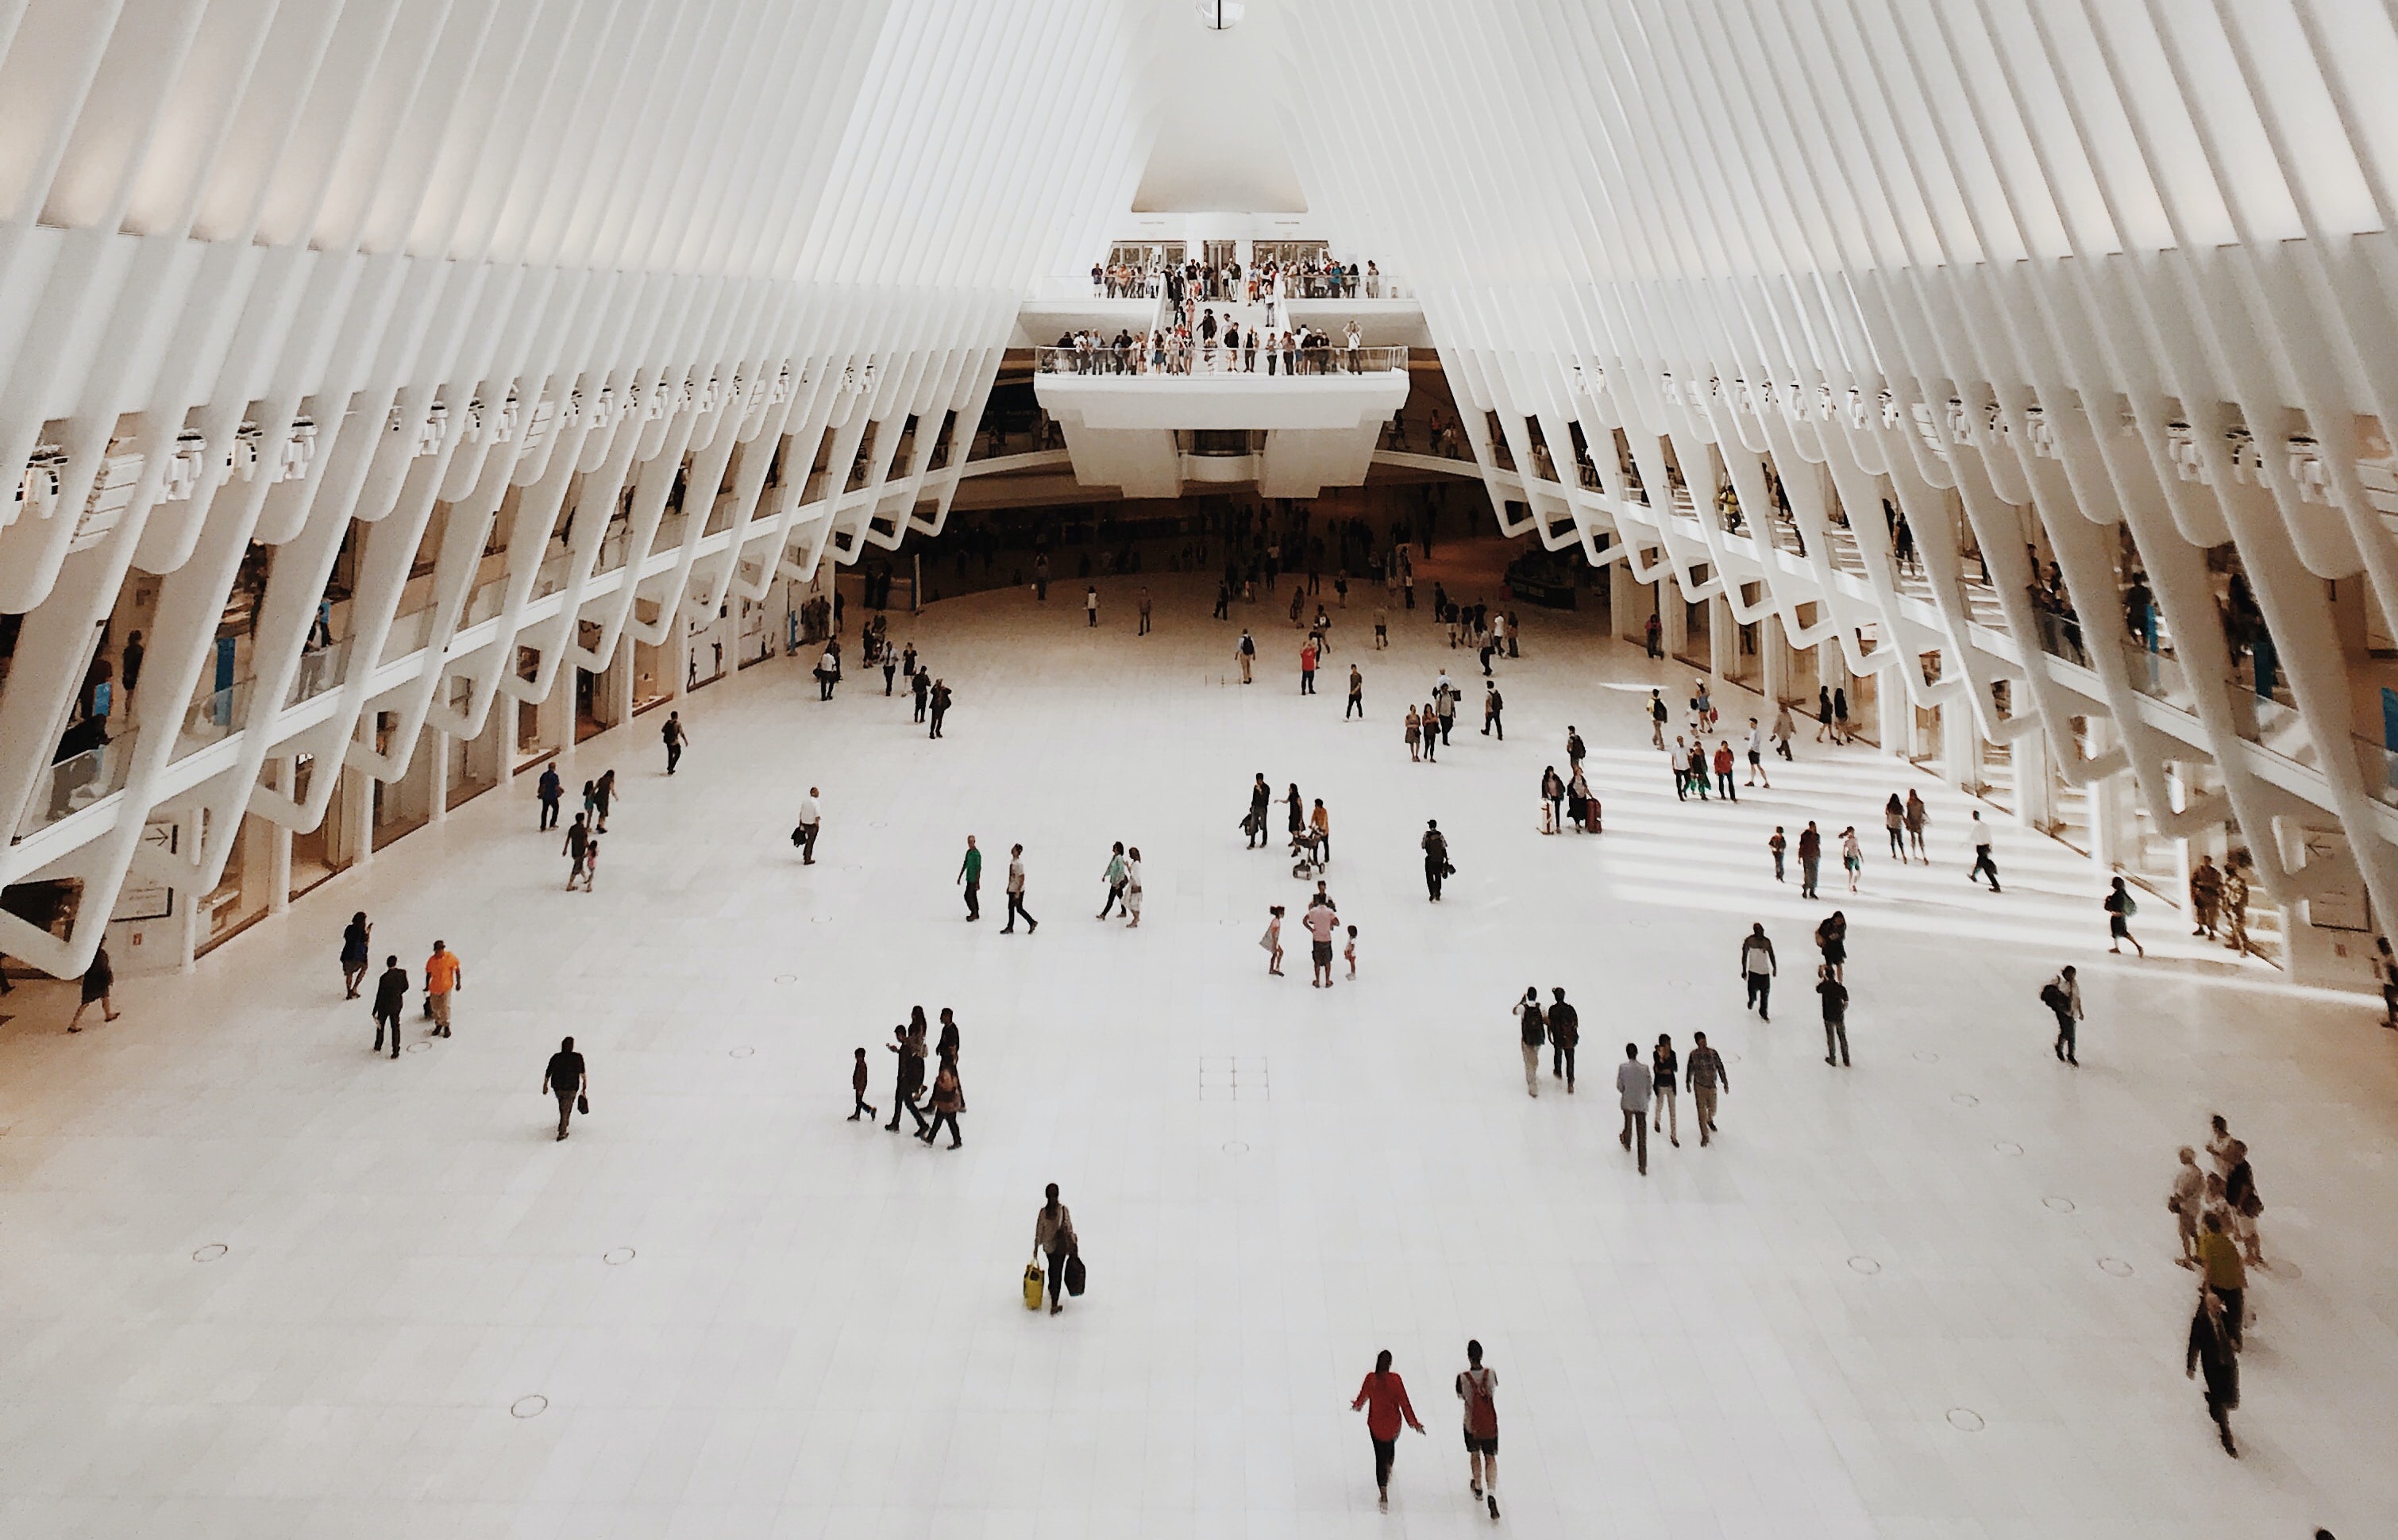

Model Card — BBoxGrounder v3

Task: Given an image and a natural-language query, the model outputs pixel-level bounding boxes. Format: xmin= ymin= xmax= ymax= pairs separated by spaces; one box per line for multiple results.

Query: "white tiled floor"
xmin=2 ymin=544 xmax=2393 ymax=1538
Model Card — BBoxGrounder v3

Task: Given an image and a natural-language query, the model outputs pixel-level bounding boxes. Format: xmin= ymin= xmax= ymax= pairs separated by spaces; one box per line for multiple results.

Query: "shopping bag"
xmin=1023 ymin=1261 xmax=1045 ymax=1311
xmin=1063 ymin=1250 xmax=1086 ymax=1297
xmin=576 ymin=1094 xmax=589 ymax=1115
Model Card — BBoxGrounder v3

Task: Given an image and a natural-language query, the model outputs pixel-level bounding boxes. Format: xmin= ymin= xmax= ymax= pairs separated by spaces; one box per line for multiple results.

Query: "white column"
xmin=1941 ymin=700 xmax=1980 ymax=792
xmin=1710 ymin=595 xmax=1736 ymax=691
xmin=267 ymin=759 xmax=294 ymax=915
xmin=426 ymin=726 xmax=450 ymax=823
xmin=2013 ymin=724 xmax=2054 ymax=830
xmin=1658 ymin=578 xmax=1687 ymax=656
xmin=344 ymin=764 xmax=375 ymax=868
xmin=1876 ymin=671 xmax=1908 ymax=757
xmin=1761 ymin=614 xmax=1791 ymax=707
xmin=1610 ymin=563 xmax=1642 ymax=645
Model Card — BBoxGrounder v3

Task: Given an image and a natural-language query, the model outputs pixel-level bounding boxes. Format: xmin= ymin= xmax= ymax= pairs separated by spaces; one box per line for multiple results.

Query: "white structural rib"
xmin=1282 ymin=0 xmax=2398 ymax=949
xmin=0 ymin=0 xmax=1150 ymax=977
xmin=9 ymin=0 xmax=2398 ymax=977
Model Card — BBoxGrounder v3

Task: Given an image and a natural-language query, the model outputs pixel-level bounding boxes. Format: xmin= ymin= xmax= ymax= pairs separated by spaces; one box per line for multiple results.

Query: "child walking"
xmin=1344 ymin=925 xmax=1358 ymax=980
xmin=847 ymin=1048 xmax=877 ymax=1122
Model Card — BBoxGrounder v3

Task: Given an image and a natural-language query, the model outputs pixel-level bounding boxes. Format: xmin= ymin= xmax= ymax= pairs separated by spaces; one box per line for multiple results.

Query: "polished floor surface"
xmin=2 ymin=546 xmax=2391 ymax=1539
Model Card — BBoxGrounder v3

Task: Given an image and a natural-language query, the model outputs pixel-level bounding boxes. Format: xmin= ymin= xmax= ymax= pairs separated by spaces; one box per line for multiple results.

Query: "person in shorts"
xmin=1455 ymin=1341 xmax=1501 ymax=1520
xmin=1303 ymin=899 xmax=1340 ymax=988
xmin=423 ymin=941 xmax=462 ymax=1037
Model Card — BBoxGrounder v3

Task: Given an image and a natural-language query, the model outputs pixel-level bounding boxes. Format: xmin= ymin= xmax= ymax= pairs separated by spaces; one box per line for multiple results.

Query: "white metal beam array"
xmin=1282 ymin=0 xmax=2398 ymax=941
xmin=0 ymin=0 xmax=1155 ymax=976
xmin=10 ymin=0 xmax=2398 ymax=977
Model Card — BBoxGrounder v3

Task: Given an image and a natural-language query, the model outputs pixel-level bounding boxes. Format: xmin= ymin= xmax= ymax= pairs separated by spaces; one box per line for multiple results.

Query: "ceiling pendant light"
xmin=1196 ymin=0 xmax=1244 ymax=29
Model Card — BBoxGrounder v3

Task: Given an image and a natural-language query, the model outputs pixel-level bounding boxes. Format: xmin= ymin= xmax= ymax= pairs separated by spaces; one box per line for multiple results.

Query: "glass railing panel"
xmin=2119 ymin=642 xmax=2191 ymax=706
xmin=176 ymin=676 xmax=254 ymax=757
xmin=16 ymin=741 xmax=132 ymax=838
xmin=285 ymin=637 xmax=352 ymax=708
xmin=1032 ymin=345 xmax=1408 ymax=378
xmin=2354 ymin=734 xmax=2398 ymax=805
xmin=2252 ymin=692 xmax=2316 ymax=765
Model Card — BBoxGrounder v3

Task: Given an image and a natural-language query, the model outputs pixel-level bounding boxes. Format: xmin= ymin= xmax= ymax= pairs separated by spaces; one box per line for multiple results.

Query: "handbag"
xmin=576 ymin=1094 xmax=589 ymax=1115
xmin=1063 ymin=1249 xmax=1086 ymax=1297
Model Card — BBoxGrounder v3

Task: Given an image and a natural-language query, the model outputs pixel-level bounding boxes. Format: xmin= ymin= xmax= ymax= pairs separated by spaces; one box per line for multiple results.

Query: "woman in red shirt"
xmin=1349 ymin=1349 xmax=1425 ymax=1509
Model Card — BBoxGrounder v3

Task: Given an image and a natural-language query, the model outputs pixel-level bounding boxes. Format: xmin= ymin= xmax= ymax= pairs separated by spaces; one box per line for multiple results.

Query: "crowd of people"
xmin=1047 ymin=315 xmax=1374 ymax=377
xmin=1093 ymin=249 xmax=1384 ymax=303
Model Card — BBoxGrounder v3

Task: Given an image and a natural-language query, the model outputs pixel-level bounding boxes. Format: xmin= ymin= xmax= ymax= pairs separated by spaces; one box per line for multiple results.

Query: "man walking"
xmin=1237 ymin=628 xmax=1255 ymax=683
xmin=1138 ymin=587 xmax=1152 ymax=635
xmin=1002 ymin=844 xmax=1038 ymax=934
xmin=927 ymin=679 xmax=950 ymax=737
xmin=1745 ymin=717 xmax=1771 ymax=787
xmin=1740 ymin=922 xmax=1776 ymax=1020
xmin=1566 ymin=726 xmax=1586 ymax=776
xmin=1247 ymin=772 xmax=1271 ymax=849
xmin=543 ymin=1035 xmax=587 ymax=1141
xmin=957 ymin=834 xmax=982 ymax=920
xmin=1648 ymin=691 xmax=1668 ymax=749
xmin=795 ymin=787 xmax=823 ymax=864
xmin=661 ymin=710 xmax=688 ymax=774
xmin=1455 ymin=1342 xmax=1502 ymax=1521
xmin=1513 ymin=988 xmax=1544 ymax=1097
xmin=1546 ymin=987 xmax=1578 ymax=1091
xmin=563 ymin=812 xmax=591 ymax=890
xmin=1686 ymin=1031 xmax=1728 ymax=1145
xmin=371 ymin=954 xmax=408 ymax=1058
xmin=1482 ymin=683 xmax=1504 ymax=740
xmin=2042 ymin=964 xmax=2082 ymax=1065
xmin=1798 ymin=822 xmax=1822 ymax=899
xmin=1817 ymin=964 xmax=1850 ymax=1067
xmin=423 ymin=940 xmax=461 ymax=1038
xmin=1346 ymin=664 xmax=1364 ymax=721
xmin=912 ymin=666 xmax=931 ymax=722
xmin=1085 ymin=585 xmax=1100 ymax=627
xmin=1421 ymin=820 xmax=1451 ymax=902
xmin=1616 ymin=1044 xmax=1652 ymax=1174
xmin=536 ymin=763 xmax=563 ymax=830
xmin=1968 ymin=810 xmax=2002 ymax=891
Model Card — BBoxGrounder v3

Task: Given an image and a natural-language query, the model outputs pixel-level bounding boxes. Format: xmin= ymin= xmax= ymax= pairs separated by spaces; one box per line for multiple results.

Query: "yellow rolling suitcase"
xmin=1023 ymin=1259 xmax=1044 ymax=1311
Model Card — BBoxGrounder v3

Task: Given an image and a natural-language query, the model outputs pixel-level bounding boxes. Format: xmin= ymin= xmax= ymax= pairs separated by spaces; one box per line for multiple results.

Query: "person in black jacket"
xmin=1421 ymin=821 xmax=1451 ymax=901
xmin=1546 ymin=988 xmax=1579 ymax=1090
xmin=2186 ymin=1289 xmax=2240 ymax=1457
xmin=371 ymin=956 xmax=408 ymax=1058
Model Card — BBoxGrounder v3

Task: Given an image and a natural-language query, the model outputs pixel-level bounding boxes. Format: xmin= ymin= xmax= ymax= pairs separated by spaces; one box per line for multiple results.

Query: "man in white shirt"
xmin=1616 ymin=1044 xmax=1652 ymax=1176
xmin=1968 ymin=810 xmax=2002 ymax=891
xmin=1740 ymin=923 xmax=1777 ymax=1020
xmin=1745 ymin=718 xmax=1772 ymax=787
xmin=795 ymin=787 xmax=822 ymax=864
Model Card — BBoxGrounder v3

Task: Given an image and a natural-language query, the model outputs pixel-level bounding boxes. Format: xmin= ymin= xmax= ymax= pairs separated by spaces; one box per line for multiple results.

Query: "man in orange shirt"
xmin=423 ymin=940 xmax=463 ymax=1038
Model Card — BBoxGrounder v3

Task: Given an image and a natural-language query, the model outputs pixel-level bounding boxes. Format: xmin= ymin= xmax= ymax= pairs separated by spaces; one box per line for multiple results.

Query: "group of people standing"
xmin=2169 ymin=1117 xmax=2270 ymax=1456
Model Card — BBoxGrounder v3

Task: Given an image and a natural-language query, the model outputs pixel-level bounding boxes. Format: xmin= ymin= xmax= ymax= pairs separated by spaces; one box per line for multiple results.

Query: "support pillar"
xmin=2014 ymin=725 xmax=2055 ymax=831
xmin=1611 ymin=563 xmax=1642 ymax=645
xmin=426 ymin=724 xmax=450 ymax=823
xmin=266 ymin=759 xmax=294 ymax=915
xmin=607 ymin=641 xmax=634 ymax=726
xmin=1710 ymin=595 xmax=1736 ymax=692
xmin=344 ymin=764 xmax=375 ymax=868
xmin=1941 ymin=700 xmax=1980 ymax=792
xmin=1761 ymin=614 xmax=1791 ymax=708
xmin=1876 ymin=670 xmax=1909 ymax=758
xmin=1658 ymin=576 xmax=1687 ymax=657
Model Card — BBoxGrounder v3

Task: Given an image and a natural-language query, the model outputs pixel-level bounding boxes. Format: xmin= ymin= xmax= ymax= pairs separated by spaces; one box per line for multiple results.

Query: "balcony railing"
xmin=1034 ymin=345 xmax=1408 ymax=379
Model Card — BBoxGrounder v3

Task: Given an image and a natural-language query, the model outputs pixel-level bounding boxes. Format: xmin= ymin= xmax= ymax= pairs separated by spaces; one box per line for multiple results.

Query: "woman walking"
xmin=2106 ymin=876 xmax=2144 ymax=957
xmin=1652 ymin=1034 xmax=1681 ymax=1146
xmin=919 ymin=1057 xmax=965 ymax=1149
xmin=1405 ymin=706 xmax=1422 ymax=762
xmin=1883 ymin=795 xmax=1906 ymax=860
xmin=1349 ymin=1349 xmax=1426 ymax=1510
xmin=1841 ymin=826 xmax=1864 ymax=893
xmin=1816 ymin=686 xmax=1834 ymax=742
xmin=1540 ymin=766 xmax=1563 ymax=834
xmin=1262 ymin=906 xmax=1286 ymax=976
xmin=1903 ymin=789 xmax=1929 ymax=860
xmin=341 ymin=911 xmax=372 ymax=999
xmin=1455 ymin=1342 xmax=1502 ymax=1519
xmin=66 ymin=943 xmax=118 ymax=1031
xmin=1816 ymin=910 xmax=1848 ymax=981
xmin=1122 ymin=848 xmax=1143 ymax=928
xmin=1033 ymin=1184 xmax=1078 ymax=1316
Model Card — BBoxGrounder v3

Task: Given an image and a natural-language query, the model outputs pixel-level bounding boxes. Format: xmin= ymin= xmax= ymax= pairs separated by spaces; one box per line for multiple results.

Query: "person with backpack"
xmin=1455 ymin=1342 xmax=1502 ymax=1519
xmin=1512 ymin=988 xmax=1544 ymax=1097
xmin=2041 ymin=965 xmax=2082 ymax=1065
xmin=1421 ymin=820 xmax=1452 ymax=901
xmin=1648 ymin=690 xmax=1668 ymax=749
xmin=660 ymin=710 xmax=688 ymax=774
xmin=2106 ymin=876 xmax=2144 ymax=957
